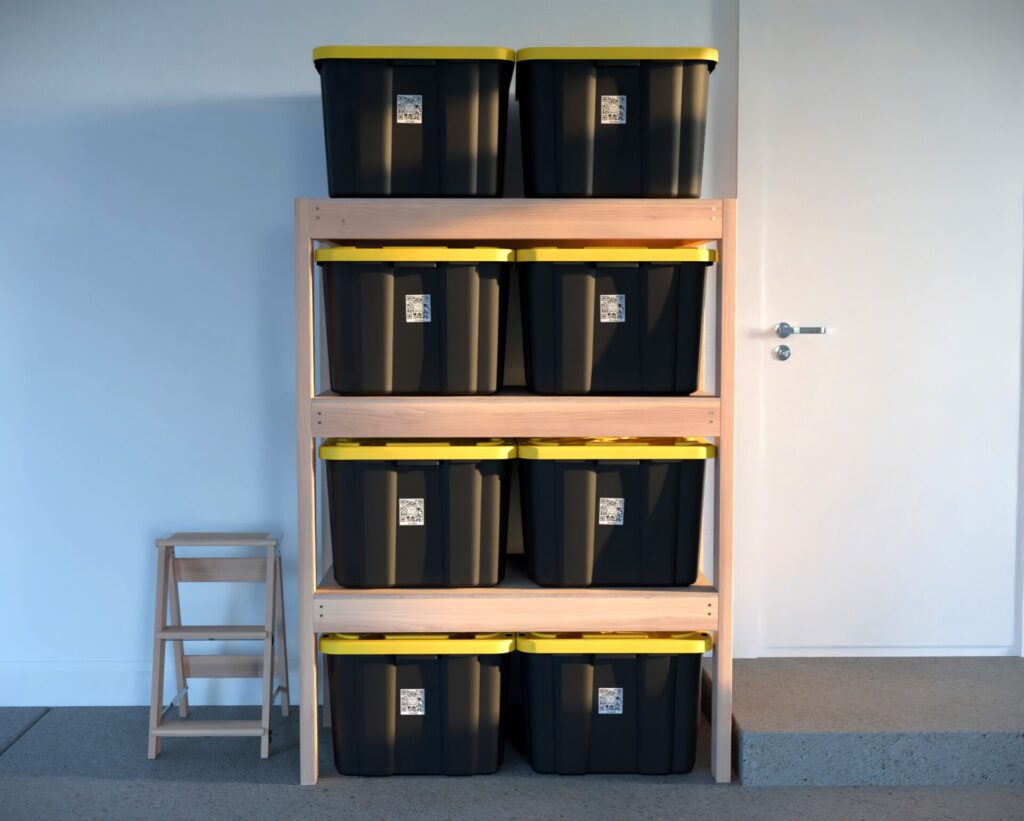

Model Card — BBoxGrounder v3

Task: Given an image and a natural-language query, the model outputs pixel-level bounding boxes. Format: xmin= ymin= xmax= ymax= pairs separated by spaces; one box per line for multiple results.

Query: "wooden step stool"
xmin=148 ymin=532 xmax=289 ymax=759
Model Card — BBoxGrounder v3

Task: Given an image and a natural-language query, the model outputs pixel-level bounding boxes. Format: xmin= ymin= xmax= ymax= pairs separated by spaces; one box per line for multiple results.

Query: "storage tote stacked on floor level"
xmin=314 ymin=47 xmax=514 ymax=197
xmin=319 ymin=631 xmax=711 ymax=776
xmin=321 ymin=633 xmax=514 ymax=775
xmin=518 ymin=632 xmax=712 ymax=774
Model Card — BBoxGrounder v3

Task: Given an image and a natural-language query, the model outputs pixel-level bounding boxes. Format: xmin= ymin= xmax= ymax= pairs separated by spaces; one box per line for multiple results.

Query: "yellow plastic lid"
xmin=315 ymin=246 xmax=514 ymax=264
xmin=517 ymin=632 xmax=712 ymax=654
xmin=516 ymin=47 xmax=718 ymax=64
xmin=517 ymin=247 xmax=716 ymax=264
xmin=313 ymin=46 xmax=515 ymax=63
xmin=321 ymin=633 xmax=515 ymax=655
xmin=319 ymin=438 xmax=517 ymax=461
xmin=518 ymin=438 xmax=715 ymax=460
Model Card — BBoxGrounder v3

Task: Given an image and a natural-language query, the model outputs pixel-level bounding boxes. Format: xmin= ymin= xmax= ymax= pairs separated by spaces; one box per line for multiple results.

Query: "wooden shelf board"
xmin=311 ymin=391 xmax=720 ymax=438
xmin=303 ymin=198 xmax=724 ymax=242
xmin=313 ymin=560 xmax=717 ymax=633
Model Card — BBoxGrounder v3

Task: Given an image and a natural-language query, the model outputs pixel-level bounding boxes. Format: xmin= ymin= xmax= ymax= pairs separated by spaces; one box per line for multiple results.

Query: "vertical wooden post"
xmin=295 ymin=199 xmax=319 ymax=785
xmin=711 ymin=199 xmax=736 ymax=783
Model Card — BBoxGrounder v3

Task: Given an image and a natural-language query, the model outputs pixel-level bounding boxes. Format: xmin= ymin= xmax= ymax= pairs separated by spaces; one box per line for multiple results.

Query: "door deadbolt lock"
xmin=774 ymin=344 xmax=792 ymax=361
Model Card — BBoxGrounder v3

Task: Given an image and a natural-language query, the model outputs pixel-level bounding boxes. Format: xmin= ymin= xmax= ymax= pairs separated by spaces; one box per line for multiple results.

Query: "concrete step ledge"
xmin=725 ymin=658 xmax=1024 ymax=786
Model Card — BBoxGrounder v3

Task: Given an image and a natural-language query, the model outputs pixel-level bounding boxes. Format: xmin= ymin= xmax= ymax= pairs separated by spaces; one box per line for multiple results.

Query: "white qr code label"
xmin=396 ymin=94 xmax=423 ymax=124
xmin=598 ymin=497 xmax=625 ymax=526
xmin=405 ymin=294 xmax=431 ymax=323
xmin=400 ymin=688 xmax=425 ymax=716
xmin=399 ymin=498 xmax=425 ymax=526
xmin=600 ymin=95 xmax=627 ymax=124
xmin=598 ymin=687 xmax=624 ymax=715
xmin=600 ymin=294 xmax=626 ymax=323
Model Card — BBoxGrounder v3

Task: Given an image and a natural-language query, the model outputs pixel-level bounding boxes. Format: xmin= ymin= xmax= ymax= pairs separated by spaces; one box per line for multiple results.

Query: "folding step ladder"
xmin=148 ymin=532 xmax=289 ymax=759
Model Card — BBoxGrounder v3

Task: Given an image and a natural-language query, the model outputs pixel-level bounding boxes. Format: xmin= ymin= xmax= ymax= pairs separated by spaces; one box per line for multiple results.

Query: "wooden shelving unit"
xmin=295 ymin=197 xmax=736 ymax=785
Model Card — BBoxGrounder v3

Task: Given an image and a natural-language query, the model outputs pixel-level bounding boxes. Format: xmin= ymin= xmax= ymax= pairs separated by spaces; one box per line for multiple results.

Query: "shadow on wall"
xmin=1 ymin=95 xmax=326 ymax=704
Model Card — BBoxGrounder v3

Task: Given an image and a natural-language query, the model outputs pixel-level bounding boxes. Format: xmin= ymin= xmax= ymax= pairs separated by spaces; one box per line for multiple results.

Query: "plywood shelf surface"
xmin=314 ymin=560 xmax=717 ymax=633
xmin=312 ymin=391 xmax=721 ymax=438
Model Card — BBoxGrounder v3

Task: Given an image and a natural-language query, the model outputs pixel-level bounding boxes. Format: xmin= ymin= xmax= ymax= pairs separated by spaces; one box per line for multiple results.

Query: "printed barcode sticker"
xmin=399 ymin=498 xmax=425 ymax=526
xmin=600 ymin=294 xmax=626 ymax=323
xmin=400 ymin=688 xmax=426 ymax=715
xmin=598 ymin=497 xmax=625 ymax=526
xmin=600 ymin=94 xmax=627 ymax=124
xmin=396 ymin=94 xmax=423 ymax=124
xmin=598 ymin=687 xmax=624 ymax=715
xmin=405 ymin=294 xmax=431 ymax=323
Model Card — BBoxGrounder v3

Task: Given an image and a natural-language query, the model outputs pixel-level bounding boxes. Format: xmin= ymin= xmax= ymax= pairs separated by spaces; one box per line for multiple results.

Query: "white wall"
xmin=0 ymin=0 xmax=738 ymax=705
xmin=4 ymin=0 xmax=1021 ymax=706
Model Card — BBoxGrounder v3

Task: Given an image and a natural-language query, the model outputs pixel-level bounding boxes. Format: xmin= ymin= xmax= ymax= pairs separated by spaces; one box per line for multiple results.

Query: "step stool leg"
xmin=274 ymin=555 xmax=290 ymax=717
xmin=148 ymin=544 xmax=172 ymax=759
xmin=167 ymin=548 xmax=189 ymax=718
xmin=260 ymin=546 xmax=276 ymax=759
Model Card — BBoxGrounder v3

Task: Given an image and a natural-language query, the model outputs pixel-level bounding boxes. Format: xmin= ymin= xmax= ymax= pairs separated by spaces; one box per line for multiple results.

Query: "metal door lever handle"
xmin=775 ymin=322 xmax=827 ymax=339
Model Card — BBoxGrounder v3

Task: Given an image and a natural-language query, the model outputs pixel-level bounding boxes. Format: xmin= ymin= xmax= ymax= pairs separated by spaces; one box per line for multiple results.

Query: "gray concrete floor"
xmin=1 ymin=707 xmax=1022 ymax=821
xmin=732 ymin=658 xmax=1024 ymax=786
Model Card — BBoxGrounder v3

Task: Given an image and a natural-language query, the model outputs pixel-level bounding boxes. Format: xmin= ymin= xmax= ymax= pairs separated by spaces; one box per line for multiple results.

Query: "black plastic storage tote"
xmin=319 ymin=439 xmax=516 ymax=588
xmin=317 ymin=246 xmax=513 ymax=395
xmin=518 ymin=247 xmax=716 ymax=395
xmin=516 ymin=47 xmax=718 ymax=197
xmin=518 ymin=438 xmax=714 ymax=586
xmin=322 ymin=633 xmax=514 ymax=775
xmin=518 ymin=632 xmax=712 ymax=774
xmin=314 ymin=46 xmax=514 ymax=196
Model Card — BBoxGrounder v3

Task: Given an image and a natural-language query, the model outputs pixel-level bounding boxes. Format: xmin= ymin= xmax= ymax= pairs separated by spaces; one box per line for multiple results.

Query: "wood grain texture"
xmin=147 ymin=545 xmax=171 ymax=759
xmin=151 ymin=720 xmax=264 ymax=737
xmin=156 ymin=532 xmax=276 ymax=547
xmin=306 ymin=198 xmax=724 ymax=242
xmin=293 ymin=196 xmax=737 ymax=784
xmin=173 ymin=557 xmax=268 ymax=583
xmin=155 ymin=626 xmax=268 ymax=640
xmin=295 ymin=199 xmax=319 ymax=786
xmin=312 ymin=393 xmax=721 ymax=438
xmin=314 ymin=564 xmax=717 ymax=633
xmin=711 ymin=198 xmax=737 ymax=784
xmin=260 ymin=549 xmax=276 ymax=758
xmin=181 ymin=654 xmax=263 ymax=678
xmin=274 ymin=556 xmax=291 ymax=717
xmin=166 ymin=553 xmax=189 ymax=719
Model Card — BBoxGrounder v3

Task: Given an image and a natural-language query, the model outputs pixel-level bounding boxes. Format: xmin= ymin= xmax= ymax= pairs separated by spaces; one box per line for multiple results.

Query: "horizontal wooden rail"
xmin=302 ymin=198 xmax=724 ymax=242
xmin=311 ymin=393 xmax=721 ymax=438
xmin=314 ymin=567 xmax=717 ymax=633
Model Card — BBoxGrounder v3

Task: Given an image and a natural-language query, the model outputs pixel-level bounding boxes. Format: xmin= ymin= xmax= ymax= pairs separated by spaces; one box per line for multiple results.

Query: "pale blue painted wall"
xmin=0 ymin=0 xmax=738 ymax=704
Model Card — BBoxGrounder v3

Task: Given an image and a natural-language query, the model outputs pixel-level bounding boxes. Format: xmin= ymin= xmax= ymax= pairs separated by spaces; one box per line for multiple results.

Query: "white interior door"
xmin=734 ymin=0 xmax=1024 ymax=657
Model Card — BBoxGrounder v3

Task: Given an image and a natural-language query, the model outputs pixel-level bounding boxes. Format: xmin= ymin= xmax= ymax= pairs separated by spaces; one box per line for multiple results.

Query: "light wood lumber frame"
xmin=294 ymin=198 xmax=736 ymax=785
